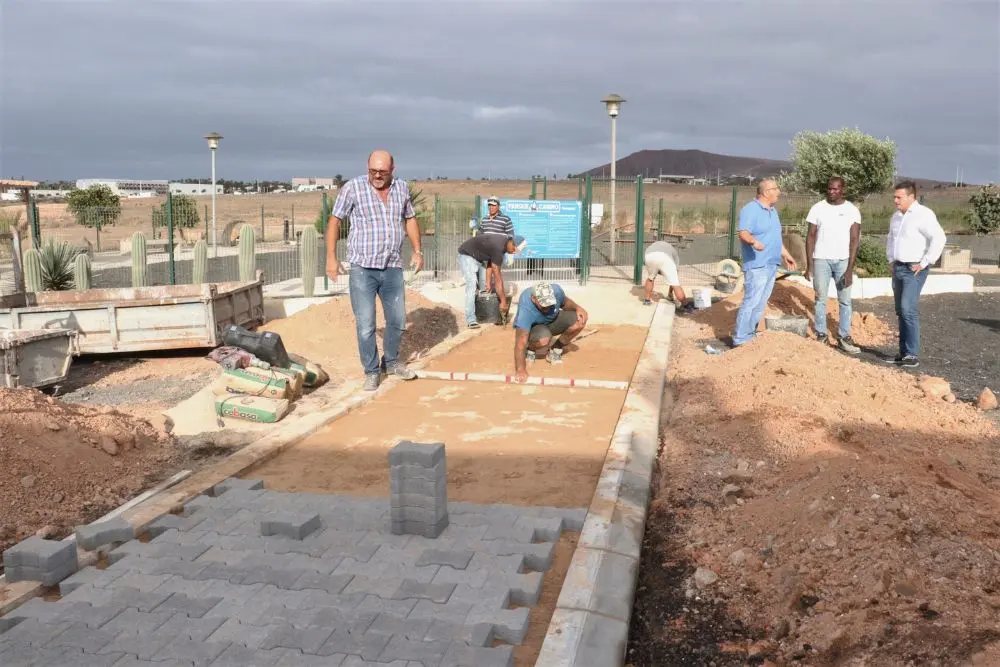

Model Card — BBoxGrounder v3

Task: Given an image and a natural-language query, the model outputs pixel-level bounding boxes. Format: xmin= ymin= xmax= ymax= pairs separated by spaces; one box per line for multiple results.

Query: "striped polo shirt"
xmin=331 ymin=175 xmax=415 ymax=269
xmin=480 ymin=212 xmax=513 ymax=238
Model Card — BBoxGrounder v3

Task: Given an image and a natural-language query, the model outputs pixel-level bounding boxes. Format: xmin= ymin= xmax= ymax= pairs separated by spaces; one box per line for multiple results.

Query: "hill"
xmin=581 ymin=149 xmax=791 ymax=182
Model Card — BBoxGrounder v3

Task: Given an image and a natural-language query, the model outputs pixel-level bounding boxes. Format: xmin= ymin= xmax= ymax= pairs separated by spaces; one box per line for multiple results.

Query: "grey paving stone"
xmin=414 ymin=549 xmax=474 ymax=571
xmin=59 ymin=565 xmax=128 ymax=595
xmin=212 ymin=477 xmax=265 ymax=495
xmin=239 ymin=567 xmax=308 ymax=589
xmin=389 ymin=492 xmax=448 ymax=511
xmin=44 ymin=622 xmax=118 ymax=653
xmin=210 ymin=643 xmax=283 ymax=666
xmin=5 ymin=559 xmax=78 ymax=586
xmin=354 ymin=595 xmax=418 ymax=619
xmin=54 ymin=650 xmax=126 ymax=667
xmin=206 ymin=618 xmax=271 ymax=649
xmin=109 ymin=656 xmax=195 ymax=667
xmin=466 ymin=606 xmax=530 ymax=644
xmin=144 ymin=514 xmax=204 ymax=538
xmin=442 ymin=642 xmax=514 ymax=667
xmin=407 ymin=599 xmax=474 ymax=625
xmin=95 ymin=628 xmax=173 ymax=660
xmin=290 ymin=571 xmax=354 ymax=595
xmin=260 ymin=623 xmax=336 ymax=654
xmin=74 ymin=518 xmax=134 ymax=552
xmin=389 ymin=474 xmax=447 ymax=497
xmin=378 ymin=635 xmax=451 ymax=665
xmin=272 ymin=648 xmax=347 ymax=666
xmin=343 ymin=576 xmax=406 ymax=599
xmin=317 ymin=627 xmax=390 ymax=660
xmin=98 ymin=608 xmax=174 ymax=637
xmin=387 ymin=441 xmax=446 ymax=468
xmin=154 ymin=592 xmax=223 ymax=618
xmin=154 ymin=612 xmax=225 ymax=641
xmin=108 ymin=572 xmax=172 ymax=593
xmin=423 ymin=620 xmax=494 ymax=647
xmin=365 ymin=613 xmax=434 ymax=640
xmin=260 ymin=512 xmax=321 ymax=540
xmin=47 ymin=602 xmax=125 ymax=630
xmin=389 ymin=505 xmax=447 ymax=526
xmin=391 ymin=515 xmax=449 ymax=539
xmin=149 ymin=575 xmax=216 ymax=597
xmin=152 ymin=637 xmax=231 ymax=664
xmin=482 ymin=540 xmax=555 ymax=571
xmin=514 ymin=515 xmax=565 ymax=542
xmin=391 ymin=580 xmax=456 ymax=604
xmin=3 ymin=536 xmax=77 ymax=570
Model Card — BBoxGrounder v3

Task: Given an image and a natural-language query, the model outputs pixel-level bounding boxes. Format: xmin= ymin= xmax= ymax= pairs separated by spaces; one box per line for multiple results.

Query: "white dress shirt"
xmin=886 ymin=201 xmax=947 ymax=269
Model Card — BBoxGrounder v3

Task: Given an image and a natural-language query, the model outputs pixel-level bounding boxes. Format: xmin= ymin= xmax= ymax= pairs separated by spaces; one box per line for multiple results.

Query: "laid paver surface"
xmin=0 ymin=480 xmax=586 ymax=666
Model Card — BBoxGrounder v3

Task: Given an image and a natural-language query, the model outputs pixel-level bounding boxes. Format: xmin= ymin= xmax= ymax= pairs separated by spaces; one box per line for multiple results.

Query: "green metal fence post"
xmin=321 ymin=191 xmax=329 ymax=291
xmin=529 ymin=179 xmax=537 ymax=201
xmin=581 ymin=176 xmax=593 ymax=285
xmin=291 ymin=203 xmax=295 ymax=239
xmin=657 ymin=198 xmax=664 ymax=239
xmin=166 ymin=191 xmax=176 ymax=285
xmin=433 ymin=194 xmax=440 ymax=277
xmin=542 ymin=177 xmax=548 ymax=200
xmin=473 ymin=195 xmax=482 ymax=235
xmin=577 ymin=177 xmax=583 ymax=203
xmin=633 ymin=178 xmax=645 ymax=285
xmin=260 ymin=204 xmax=265 ymax=242
xmin=728 ymin=185 xmax=739 ymax=259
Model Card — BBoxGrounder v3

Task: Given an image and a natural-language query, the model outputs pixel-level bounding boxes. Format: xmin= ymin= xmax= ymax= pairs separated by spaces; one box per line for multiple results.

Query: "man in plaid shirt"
xmin=326 ymin=150 xmax=423 ymax=391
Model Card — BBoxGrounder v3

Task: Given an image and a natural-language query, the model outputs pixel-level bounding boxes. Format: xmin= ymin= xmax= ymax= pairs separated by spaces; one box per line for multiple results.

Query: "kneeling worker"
xmin=457 ymin=233 xmax=524 ymax=329
xmin=642 ymin=240 xmax=689 ymax=307
xmin=512 ymin=281 xmax=588 ymax=382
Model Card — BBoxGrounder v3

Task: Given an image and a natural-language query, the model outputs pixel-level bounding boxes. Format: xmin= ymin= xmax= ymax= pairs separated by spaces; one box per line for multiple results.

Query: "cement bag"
xmin=288 ymin=353 xmax=330 ymax=388
xmin=239 ymin=365 xmax=304 ymax=399
xmin=215 ymin=394 xmax=290 ymax=423
xmin=214 ymin=368 xmax=291 ymax=400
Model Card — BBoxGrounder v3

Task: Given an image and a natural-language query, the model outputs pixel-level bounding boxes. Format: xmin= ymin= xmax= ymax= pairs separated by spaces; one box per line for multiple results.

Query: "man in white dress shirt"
xmin=884 ymin=180 xmax=947 ymax=368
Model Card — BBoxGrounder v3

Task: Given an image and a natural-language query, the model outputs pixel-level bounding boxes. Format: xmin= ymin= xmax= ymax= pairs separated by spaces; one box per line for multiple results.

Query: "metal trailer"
xmin=0 ymin=279 xmax=265 ymax=355
xmin=1 ymin=328 xmax=77 ymax=389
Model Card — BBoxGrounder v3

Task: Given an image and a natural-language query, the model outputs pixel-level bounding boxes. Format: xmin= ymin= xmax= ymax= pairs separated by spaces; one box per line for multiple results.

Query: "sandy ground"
xmin=250 ymin=380 xmax=625 ymax=508
xmin=627 ymin=298 xmax=1000 ymax=665
xmin=422 ymin=324 xmax=647 ymax=382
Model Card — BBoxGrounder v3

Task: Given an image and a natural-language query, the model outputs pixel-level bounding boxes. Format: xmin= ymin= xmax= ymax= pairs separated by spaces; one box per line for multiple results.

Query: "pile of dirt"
xmin=640 ymin=320 xmax=1000 ymax=665
xmin=693 ymin=281 xmax=891 ymax=348
xmin=261 ymin=289 xmax=461 ymax=381
xmin=0 ymin=388 xmax=179 ymax=557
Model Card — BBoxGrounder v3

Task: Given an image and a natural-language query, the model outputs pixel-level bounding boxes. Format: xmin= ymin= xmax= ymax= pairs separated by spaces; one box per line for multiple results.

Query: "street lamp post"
xmin=601 ymin=94 xmax=625 ymax=264
xmin=204 ymin=132 xmax=223 ymax=257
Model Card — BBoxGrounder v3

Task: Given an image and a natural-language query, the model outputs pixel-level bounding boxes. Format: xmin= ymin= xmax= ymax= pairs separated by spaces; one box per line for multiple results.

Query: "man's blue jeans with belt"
xmin=812 ymin=258 xmax=852 ymax=339
xmin=459 ymin=254 xmax=480 ymax=326
xmin=891 ymin=261 xmax=929 ymax=358
xmin=349 ymin=266 xmax=405 ymax=376
xmin=733 ymin=264 xmax=778 ymax=346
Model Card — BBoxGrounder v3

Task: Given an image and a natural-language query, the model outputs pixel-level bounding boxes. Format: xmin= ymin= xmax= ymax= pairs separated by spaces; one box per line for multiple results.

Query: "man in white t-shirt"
xmin=641 ymin=240 xmax=691 ymax=309
xmin=804 ymin=177 xmax=862 ymax=354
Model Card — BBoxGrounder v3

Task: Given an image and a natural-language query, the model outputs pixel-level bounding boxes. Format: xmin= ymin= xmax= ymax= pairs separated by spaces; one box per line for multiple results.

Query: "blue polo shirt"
xmin=738 ymin=200 xmax=783 ymax=270
xmin=513 ymin=284 xmax=566 ymax=331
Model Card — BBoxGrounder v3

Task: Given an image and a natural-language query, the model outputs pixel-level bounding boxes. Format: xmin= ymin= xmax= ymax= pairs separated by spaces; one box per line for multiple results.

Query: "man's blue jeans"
xmin=812 ymin=258 xmax=852 ymax=338
xmin=733 ymin=264 xmax=778 ymax=346
xmin=891 ymin=261 xmax=929 ymax=357
xmin=459 ymin=254 xmax=480 ymax=326
xmin=348 ymin=266 xmax=406 ymax=375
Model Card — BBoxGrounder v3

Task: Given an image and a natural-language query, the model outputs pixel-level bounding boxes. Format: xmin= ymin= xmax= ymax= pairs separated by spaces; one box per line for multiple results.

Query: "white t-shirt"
xmin=806 ymin=200 xmax=861 ymax=260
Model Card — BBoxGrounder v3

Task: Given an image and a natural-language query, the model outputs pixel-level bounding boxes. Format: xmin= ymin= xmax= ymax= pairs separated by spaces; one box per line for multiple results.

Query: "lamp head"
xmin=204 ymin=132 xmax=223 ymax=150
xmin=601 ymin=94 xmax=625 ymax=118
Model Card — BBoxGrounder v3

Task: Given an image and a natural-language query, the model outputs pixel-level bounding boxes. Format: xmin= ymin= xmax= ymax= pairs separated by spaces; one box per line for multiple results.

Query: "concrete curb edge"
xmin=535 ymin=303 xmax=674 ymax=667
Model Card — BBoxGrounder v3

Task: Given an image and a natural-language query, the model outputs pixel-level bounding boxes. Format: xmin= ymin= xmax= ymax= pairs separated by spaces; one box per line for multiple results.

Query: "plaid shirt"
xmin=331 ymin=175 xmax=415 ymax=269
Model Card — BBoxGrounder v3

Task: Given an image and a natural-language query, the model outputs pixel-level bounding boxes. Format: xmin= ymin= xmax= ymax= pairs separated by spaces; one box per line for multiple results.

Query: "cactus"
xmin=74 ymin=253 xmax=91 ymax=290
xmin=24 ymin=248 xmax=42 ymax=292
xmin=131 ymin=232 xmax=147 ymax=288
xmin=192 ymin=239 xmax=208 ymax=284
xmin=300 ymin=226 xmax=318 ymax=297
xmin=238 ymin=224 xmax=256 ymax=282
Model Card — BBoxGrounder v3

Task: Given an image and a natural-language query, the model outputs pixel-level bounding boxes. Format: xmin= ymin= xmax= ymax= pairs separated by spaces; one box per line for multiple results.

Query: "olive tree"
xmin=783 ymin=128 xmax=897 ymax=202
xmin=66 ymin=184 xmax=122 ymax=251
xmin=968 ymin=184 xmax=1000 ymax=235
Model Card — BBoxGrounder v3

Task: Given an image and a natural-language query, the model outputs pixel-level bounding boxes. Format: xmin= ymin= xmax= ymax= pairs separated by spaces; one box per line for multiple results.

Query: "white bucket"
xmin=693 ymin=288 xmax=713 ymax=309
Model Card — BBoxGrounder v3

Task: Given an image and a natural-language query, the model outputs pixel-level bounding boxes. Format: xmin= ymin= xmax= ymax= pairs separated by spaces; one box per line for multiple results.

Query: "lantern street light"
xmin=601 ymin=94 xmax=625 ymax=263
xmin=204 ymin=132 xmax=223 ymax=257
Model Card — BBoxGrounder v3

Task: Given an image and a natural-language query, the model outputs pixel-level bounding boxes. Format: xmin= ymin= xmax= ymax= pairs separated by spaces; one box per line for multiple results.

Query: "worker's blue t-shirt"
xmin=738 ymin=200 xmax=783 ymax=270
xmin=513 ymin=284 xmax=566 ymax=331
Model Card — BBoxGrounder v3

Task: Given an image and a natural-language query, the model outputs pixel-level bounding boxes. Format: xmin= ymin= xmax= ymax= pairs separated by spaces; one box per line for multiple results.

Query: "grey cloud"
xmin=1 ymin=0 xmax=997 ymax=183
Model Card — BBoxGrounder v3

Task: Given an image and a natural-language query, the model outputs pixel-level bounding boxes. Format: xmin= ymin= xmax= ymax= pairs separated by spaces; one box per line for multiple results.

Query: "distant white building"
xmin=292 ymin=177 xmax=338 ymax=189
xmin=76 ymin=178 xmax=168 ymax=197
xmin=169 ymin=182 xmax=223 ymax=196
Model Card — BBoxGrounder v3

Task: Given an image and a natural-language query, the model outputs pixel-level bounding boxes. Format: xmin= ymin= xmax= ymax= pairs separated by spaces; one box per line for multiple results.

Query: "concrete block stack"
xmin=388 ymin=441 xmax=449 ymax=538
xmin=3 ymin=536 xmax=78 ymax=586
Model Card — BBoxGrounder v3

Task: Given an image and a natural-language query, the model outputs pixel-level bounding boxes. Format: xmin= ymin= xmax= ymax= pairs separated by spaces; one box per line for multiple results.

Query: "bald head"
xmin=756 ymin=178 xmax=780 ymax=206
xmin=367 ymin=149 xmax=394 ymax=190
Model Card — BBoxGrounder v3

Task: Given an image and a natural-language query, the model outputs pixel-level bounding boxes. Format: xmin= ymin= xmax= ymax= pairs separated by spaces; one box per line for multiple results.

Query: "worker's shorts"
xmin=528 ymin=310 xmax=578 ymax=344
xmin=644 ymin=251 xmax=680 ymax=286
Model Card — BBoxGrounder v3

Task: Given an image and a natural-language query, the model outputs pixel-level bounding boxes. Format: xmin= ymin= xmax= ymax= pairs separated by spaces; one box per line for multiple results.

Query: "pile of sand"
xmin=0 ymin=388 xmax=177 ymax=557
xmin=261 ymin=289 xmax=461 ymax=382
xmin=654 ymin=320 xmax=1000 ymax=663
xmin=693 ymin=281 xmax=891 ymax=348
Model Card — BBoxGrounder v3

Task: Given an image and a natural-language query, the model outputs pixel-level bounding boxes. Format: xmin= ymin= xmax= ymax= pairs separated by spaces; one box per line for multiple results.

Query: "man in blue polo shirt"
xmin=512 ymin=281 xmax=588 ymax=382
xmin=733 ymin=178 xmax=798 ymax=346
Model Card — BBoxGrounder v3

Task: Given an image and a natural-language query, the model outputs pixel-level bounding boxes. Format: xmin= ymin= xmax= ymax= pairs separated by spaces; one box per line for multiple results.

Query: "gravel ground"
xmin=852 ymin=292 xmax=999 ymax=406
xmin=59 ymin=371 xmax=213 ymax=407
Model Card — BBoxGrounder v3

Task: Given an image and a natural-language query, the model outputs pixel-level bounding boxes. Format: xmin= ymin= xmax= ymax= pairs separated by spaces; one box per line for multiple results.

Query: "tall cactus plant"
xmin=131 ymin=232 xmax=147 ymax=288
xmin=192 ymin=239 xmax=208 ymax=284
xmin=238 ymin=224 xmax=256 ymax=282
xmin=74 ymin=253 xmax=92 ymax=290
xmin=300 ymin=226 xmax=318 ymax=297
xmin=24 ymin=248 xmax=42 ymax=293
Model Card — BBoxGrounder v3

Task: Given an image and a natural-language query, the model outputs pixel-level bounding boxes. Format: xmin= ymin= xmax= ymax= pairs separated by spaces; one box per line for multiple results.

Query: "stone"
xmin=917 ymin=375 xmax=951 ymax=400
xmin=943 ymin=393 xmax=957 ymax=403
xmin=693 ymin=567 xmax=718 ymax=588
xmin=99 ymin=436 xmax=119 ymax=456
xmin=729 ymin=549 xmax=749 ymax=567
xmin=53 ymin=492 xmax=65 ymax=504
xmin=721 ymin=484 xmax=742 ymax=501
xmin=45 ymin=421 xmax=62 ymax=431
xmin=977 ymin=387 xmax=998 ymax=411
xmin=21 ymin=475 xmax=36 ymax=489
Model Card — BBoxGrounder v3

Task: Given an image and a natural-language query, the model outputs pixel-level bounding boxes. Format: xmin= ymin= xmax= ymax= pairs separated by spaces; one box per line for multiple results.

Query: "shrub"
xmin=39 ymin=239 xmax=85 ymax=291
xmin=853 ymin=236 xmax=890 ymax=277
xmin=968 ymin=184 xmax=1000 ymax=235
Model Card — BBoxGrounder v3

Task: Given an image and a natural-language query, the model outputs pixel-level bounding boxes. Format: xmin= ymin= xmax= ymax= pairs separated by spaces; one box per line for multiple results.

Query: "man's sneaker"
xmin=363 ymin=373 xmax=381 ymax=391
xmin=642 ymin=299 xmax=652 ymax=306
xmin=884 ymin=355 xmax=903 ymax=364
xmin=838 ymin=336 xmax=861 ymax=355
xmin=816 ymin=333 xmax=828 ymax=345
xmin=546 ymin=348 xmax=563 ymax=364
xmin=386 ymin=363 xmax=417 ymax=380
xmin=468 ymin=321 xmax=480 ymax=329
xmin=899 ymin=355 xmax=919 ymax=368
xmin=526 ymin=350 xmax=536 ymax=363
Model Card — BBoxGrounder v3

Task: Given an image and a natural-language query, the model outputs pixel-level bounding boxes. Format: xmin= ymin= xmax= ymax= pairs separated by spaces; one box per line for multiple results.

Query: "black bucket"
xmin=475 ymin=291 xmax=502 ymax=324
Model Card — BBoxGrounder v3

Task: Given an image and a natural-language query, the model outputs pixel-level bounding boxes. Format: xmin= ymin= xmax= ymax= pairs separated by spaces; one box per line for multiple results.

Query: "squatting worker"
xmin=512 ymin=281 xmax=588 ymax=382
xmin=325 ymin=149 xmax=423 ymax=391
xmin=477 ymin=196 xmax=519 ymax=291
xmin=884 ymin=180 xmax=946 ymax=369
xmin=457 ymin=233 xmax=525 ymax=329
xmin=804 ymin=176 xmax=862 ymax=354
xmin=641 ymin=240 xmax=690 ymax=308
xmin=732 ymin=178 xmax=798 ymax=346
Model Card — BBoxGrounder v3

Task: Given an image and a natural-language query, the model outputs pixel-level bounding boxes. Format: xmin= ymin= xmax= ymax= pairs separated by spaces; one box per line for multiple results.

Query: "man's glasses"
xmin=368 ymin=168 xmax=390 ymax=176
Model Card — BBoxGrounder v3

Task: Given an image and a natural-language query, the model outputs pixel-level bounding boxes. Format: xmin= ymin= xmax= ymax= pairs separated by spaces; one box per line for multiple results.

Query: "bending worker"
xmin=641 ymin=239 xmax=690 ymax=308
xmin=512 ymin=281 xmax=588 ymax=382
xmin=457 ymin=233 xmax=524 ymax=329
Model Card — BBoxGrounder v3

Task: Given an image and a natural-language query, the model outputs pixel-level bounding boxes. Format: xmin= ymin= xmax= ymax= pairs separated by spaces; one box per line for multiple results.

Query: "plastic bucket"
xmin=693 ymin=288 xmax=713 ymax=309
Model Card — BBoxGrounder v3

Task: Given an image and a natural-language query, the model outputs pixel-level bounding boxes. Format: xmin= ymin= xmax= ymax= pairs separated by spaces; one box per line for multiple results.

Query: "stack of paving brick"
xmin=2 ymin=536 xmax=78 ymax=586
xmin=389 ymin=441 xmax=449 ymax=538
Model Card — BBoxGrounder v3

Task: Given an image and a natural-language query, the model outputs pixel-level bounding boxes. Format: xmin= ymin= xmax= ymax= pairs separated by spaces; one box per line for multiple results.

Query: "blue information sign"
xmin=480 ymin=199 xmax=582 ymax=259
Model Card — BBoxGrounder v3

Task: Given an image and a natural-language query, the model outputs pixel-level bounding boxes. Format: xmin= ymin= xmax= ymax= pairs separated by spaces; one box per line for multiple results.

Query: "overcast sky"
xmin=1 ymin=0 xmax=998 ymax=183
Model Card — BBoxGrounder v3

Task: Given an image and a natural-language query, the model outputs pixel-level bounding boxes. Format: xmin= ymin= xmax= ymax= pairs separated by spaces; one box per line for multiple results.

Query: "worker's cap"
xmin=486 ymin=196 xmax=500 ymax=206
xmin=532 ymin=281 xmax=557 ymax=308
